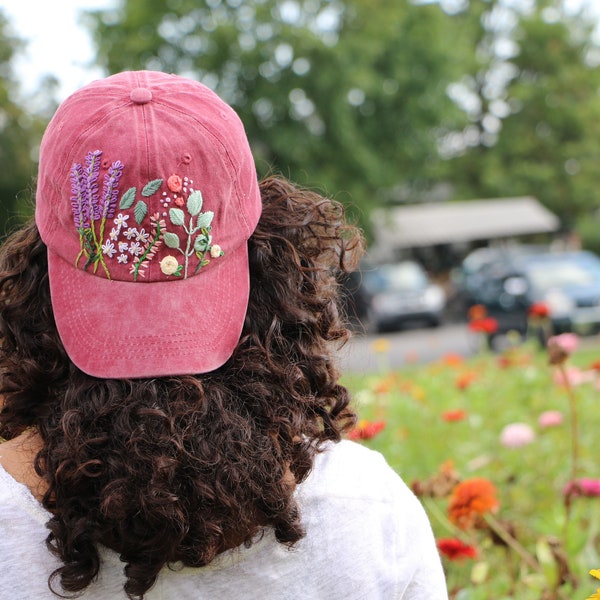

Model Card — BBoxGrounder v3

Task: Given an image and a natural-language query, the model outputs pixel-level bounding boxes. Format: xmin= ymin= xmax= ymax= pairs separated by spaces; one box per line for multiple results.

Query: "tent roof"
xmin=371 ymin=196 xmax=560 ymax=249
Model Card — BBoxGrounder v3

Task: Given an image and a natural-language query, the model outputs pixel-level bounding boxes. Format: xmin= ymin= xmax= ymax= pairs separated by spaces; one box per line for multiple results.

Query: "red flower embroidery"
xmin=167 ymin=174 xmax=183 ymax=193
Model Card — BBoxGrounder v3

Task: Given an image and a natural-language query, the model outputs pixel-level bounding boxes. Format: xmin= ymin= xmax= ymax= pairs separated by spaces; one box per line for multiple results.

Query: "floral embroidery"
xmin=162 ymin=176 xmax=222 ymax=278
xmin=159 ymin=255 xmax=181 ymax=276
xmin=70 ymin=150 xmax=124 ymax=277
xmin=167 ymin=174 xmax=183 ymax=193
xmin=69 ymin=155 xmax=221 ymax=281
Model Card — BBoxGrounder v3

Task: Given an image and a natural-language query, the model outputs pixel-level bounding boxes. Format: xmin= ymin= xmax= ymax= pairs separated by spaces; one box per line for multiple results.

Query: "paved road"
xmin=337 ymin=323 xmax=478 ymax=373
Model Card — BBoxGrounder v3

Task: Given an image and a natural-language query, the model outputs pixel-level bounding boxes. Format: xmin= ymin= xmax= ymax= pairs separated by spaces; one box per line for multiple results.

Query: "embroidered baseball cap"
xmin=35 ymin=71 xmax=262 ymax=378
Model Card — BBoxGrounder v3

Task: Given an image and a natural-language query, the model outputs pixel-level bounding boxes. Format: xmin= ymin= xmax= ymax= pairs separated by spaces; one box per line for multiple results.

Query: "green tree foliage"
xmin=85 ymin=0 xmax=468 ymax=224
xmin=444 ymin=1 xmax=600 ymax=244
xmin=0 ymin=10 xmax=45 ymax=233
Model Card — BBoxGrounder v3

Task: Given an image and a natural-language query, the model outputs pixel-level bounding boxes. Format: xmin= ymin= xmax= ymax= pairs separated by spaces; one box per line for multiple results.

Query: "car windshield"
xmin=363 ymin=263 xmax=428 ymax=294
xmin=523 ymin=253 xmax=600 ymax=291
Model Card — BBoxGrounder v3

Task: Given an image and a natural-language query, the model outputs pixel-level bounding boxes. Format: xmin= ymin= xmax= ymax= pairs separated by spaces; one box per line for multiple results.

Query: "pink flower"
xmin=538 ymin=410 xmax=563 ymax=428
xmin=547 ymin=333 xmax=579 ymax=364
xmin=549 ymin=333 xmax=579 ymax=354
xmin=500 ymin=423 xmax=536 ymax=448
xmin=167 ymin=174 xmax=183 ymax=193
xmin=563 ymin=478 xmax=600 ymax=498
xmin=553 ymin=366 xmax=595 ymax=387
xmin=174 ymin=196 xmax=185 ymax=207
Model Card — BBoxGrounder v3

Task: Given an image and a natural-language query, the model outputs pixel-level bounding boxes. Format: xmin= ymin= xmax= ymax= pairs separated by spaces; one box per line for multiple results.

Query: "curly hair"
xmin=0 ymin=176 xmax=364 ymax=599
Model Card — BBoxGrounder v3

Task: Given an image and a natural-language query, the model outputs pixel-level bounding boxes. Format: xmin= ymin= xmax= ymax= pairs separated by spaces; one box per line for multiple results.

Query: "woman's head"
xmin=0 ymin=70 xmax=363 ymax=600
xmin=36 ymin=70 xmax=262 ymax=378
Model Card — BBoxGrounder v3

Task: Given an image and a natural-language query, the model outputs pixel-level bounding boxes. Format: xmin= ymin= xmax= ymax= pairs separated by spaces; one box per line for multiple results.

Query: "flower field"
xmin=342 ymin=335 xmax=600 ymax=600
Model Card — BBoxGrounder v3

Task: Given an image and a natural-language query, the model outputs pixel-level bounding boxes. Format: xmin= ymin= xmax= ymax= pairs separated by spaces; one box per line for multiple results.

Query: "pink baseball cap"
xmin=35 ymin=71 xmax=262 ymax=379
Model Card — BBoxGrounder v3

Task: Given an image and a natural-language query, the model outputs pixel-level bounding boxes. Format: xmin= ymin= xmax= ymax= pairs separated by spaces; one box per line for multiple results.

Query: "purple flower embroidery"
xmin=70 ymin=163 xmax=90 ymax=229
xmin=101 ymin=161 xmax=124 ymax=221
xmin=85 ymin=150 xmax=102 ymax=222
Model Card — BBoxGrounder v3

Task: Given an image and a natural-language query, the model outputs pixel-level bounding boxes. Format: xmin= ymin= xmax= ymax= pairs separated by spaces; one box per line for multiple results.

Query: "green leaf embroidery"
xmin=194 ymin=235 xmax=209 ymax=252
xmin=134 ymin=200 xmax=148 ymax=225
xmin=142 ymin=179 xmax=163 ymax=197
xmin=187 ymin=190 xmax=203 ymax=216
xmin=196 ymin=211 xmax=214 ymax=229
xmin=120 ymin=187 xmax=136 ymax=209
xmin=164 ymin=232 xmax=180 ymax=249
xmin=169 ymin=208 xmax=185 ymax=226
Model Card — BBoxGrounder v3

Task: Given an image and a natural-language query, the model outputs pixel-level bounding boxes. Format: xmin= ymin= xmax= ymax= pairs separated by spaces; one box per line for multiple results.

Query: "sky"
xmin=1 ymin=0 xmax=116 ymax=101
xmin=2 ymin=0 xmax=599 ymax=104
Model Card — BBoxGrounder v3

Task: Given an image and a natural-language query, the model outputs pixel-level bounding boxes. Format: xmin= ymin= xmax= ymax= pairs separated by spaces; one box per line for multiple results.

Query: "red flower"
xmin=442 ymin=409 xmax=467 ymax=422
xmin=448 ymin=478 xmax=499 ymax=529
xmin=468 ymin=317 xmax=499 ymax=334
xmin=348 ymin=420 xmax=386 ymax=441
xmin=528 ymin=302 xmax=550 ymax=319
xmin=455 ymin=371 xmax=477 ymax=390
xmin=167 ymin=174 xmax=183 ymax=193
xmin=437 ymin=537 xmax=478 ymax=561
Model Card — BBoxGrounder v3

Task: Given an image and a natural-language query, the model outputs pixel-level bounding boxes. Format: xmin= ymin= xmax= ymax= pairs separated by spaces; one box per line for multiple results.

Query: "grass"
xmin=342 ymin=338 xmax=600 ymax=599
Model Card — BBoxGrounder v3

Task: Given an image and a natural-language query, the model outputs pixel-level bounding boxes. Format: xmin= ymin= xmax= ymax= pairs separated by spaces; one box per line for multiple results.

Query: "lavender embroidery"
xmin=71 ymin=150 xmax=123 ymax=278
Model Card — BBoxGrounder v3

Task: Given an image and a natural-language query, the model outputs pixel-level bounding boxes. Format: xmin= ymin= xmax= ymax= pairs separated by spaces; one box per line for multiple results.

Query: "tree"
xmin=0 ymin=10 xmax=47 ymax=234
xmin=443 ymin=1 xmax=600 ymax=245
xmin=85 ymin=0 xmax=469 ymax=226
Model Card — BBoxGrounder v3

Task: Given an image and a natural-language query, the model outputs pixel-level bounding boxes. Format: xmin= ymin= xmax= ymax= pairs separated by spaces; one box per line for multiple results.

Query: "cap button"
xmin=130 ymin=87 xmax=153 ymax=104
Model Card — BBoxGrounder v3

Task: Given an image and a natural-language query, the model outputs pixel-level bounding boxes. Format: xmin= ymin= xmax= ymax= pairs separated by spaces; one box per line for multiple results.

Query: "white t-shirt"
xmin=0 ymin=440 xmax=448 ymax=599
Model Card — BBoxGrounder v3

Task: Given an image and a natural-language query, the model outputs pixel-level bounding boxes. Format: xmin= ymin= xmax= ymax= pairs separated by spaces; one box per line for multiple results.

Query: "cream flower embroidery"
xmin=210 ymin=244 xmax=223 ymax=258
xmin=160 ymin=255 xmax=180 ymax=275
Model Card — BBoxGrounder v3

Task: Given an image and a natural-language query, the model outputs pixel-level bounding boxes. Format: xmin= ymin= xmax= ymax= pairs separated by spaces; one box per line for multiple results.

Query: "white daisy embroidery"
xmin=124 ymin=227 xmax=138 ymax=240
xmin=109 ymin=228 xmax=119 ymax=241
xmin=101 ymin=240 xmax=116 ymax=258
xmin=114 ymin=213 xmax=129 ymax=227
xmin=117 ymin=254 xmax=128 ymax=264
xmin=129 ymin=241 xmax=143 ymax=256
xmin=118 ymin=241 xmax=128 ymax=253
xmin=136 ymin=228 xmax=150 ymax=243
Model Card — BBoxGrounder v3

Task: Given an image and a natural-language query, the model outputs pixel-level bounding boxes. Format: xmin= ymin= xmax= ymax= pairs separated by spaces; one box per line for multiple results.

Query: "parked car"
xmin=460 ymin=249 xmax=600 ymax=338
xmin=343 ymin=261 xmax=446 ymax=333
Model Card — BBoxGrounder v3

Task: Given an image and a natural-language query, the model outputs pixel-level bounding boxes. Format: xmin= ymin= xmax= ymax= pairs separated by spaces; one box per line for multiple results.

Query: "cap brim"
xmin=47 ymin=244 xmax=249 ymax=379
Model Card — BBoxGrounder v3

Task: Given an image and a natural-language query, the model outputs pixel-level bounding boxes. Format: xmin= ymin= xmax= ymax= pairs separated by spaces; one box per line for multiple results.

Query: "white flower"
xmin=129 ymin=241 xmax=143 ymax=256
xmin=136 ymin=228 xmax=150 ymax=243
xmin=118 ymin=241 xmax=128 ymax=252
xmin=159 ymin=255 xmax=180 ymax=275
xmin=114 ymin=213 xmax=129 ymax=227
xmin=101 ymin=240 xmax=116 ymax=258
xmin=124 ymin=227 xmax=138 ymax=240
xmin=109 ymin=227 xmax=119 ymax=241
xmin=117 ymin=254 xmax=128 ymax=264
xmin=210 ymin=244 xmax=223 ymax=258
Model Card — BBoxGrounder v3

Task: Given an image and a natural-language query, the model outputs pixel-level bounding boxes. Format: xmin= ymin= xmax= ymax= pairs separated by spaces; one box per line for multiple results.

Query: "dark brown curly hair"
xmin=0 ymin=176 xmax=363 ymax=599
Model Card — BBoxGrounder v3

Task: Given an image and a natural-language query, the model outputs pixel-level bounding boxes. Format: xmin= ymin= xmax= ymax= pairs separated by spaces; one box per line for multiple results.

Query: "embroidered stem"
xmin=132 ymin=222 xmax=164 ymax=281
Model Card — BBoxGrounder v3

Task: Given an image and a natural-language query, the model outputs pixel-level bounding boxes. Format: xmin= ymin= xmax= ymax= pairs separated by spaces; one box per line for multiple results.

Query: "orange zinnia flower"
xmin=455 ymin=371 xmax=477 ymax=390
xmin=468 ymin=304 xmax=487 ymax=321
xmin=448 ymin=477 xmax=499 ymax=529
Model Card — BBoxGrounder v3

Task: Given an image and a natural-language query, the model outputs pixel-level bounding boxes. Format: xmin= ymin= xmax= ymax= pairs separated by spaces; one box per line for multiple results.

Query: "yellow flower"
xmin=591 ymin=570 xmax=600 ymax=580
xmin=586 ymin=589 xmax=600 ymax=600
xmin=370 ymin=338 xmax=391 ymax=354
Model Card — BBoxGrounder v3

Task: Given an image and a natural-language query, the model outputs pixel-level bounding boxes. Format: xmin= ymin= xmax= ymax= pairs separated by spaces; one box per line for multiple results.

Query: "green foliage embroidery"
xmin=142 ymin=179 xmax=163 ymax=197
xmin=120 ymin=187 xmax=136 ymax=209
xmin=134 ymin=200 xmax=148 ymax=225
xmin=166 ymin=190 xmax=216 ymax=278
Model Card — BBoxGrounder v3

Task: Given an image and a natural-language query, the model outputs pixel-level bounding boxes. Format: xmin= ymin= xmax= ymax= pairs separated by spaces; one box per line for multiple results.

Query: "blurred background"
xmin=2 ymin=0 xmax=600 ymax=344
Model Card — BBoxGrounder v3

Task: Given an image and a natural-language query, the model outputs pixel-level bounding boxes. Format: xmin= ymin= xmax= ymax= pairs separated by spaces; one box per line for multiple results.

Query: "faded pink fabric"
xmin=35 ymin=71 xmax=262 ymax=378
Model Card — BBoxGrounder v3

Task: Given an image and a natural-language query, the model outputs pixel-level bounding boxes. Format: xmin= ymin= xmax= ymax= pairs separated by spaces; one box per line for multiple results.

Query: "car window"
xmin=524 ymin=254 xmax=600 ymax=291
xmin=363 ymin=263 xmax=428 ymax=293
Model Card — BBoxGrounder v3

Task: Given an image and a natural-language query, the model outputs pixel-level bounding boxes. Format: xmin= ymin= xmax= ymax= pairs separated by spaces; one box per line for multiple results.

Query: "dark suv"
xmin=459 ymin=249 xmax=600 ymax=338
